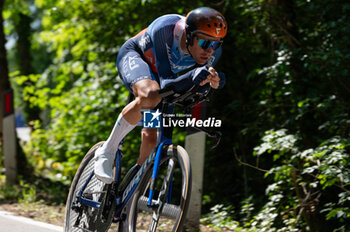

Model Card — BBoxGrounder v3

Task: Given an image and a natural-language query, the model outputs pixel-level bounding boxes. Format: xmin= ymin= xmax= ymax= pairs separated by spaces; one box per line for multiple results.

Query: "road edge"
xmin=0 ymin=210 xmax=63 ymax=231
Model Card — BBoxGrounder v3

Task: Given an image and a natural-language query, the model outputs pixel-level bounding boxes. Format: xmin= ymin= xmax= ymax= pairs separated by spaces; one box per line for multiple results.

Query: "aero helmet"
xmin=185 ymin=7 xmax=228 ymax=46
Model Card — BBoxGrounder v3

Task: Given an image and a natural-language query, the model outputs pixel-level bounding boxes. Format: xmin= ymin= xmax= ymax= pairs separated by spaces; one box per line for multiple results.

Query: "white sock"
xmin=99 ymin=113 xmax=137 ymax=156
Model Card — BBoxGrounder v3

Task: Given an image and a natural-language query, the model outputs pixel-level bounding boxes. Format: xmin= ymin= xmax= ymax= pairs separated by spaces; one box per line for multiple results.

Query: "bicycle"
xmin=64 ymin=85 xmax=222 ymax=232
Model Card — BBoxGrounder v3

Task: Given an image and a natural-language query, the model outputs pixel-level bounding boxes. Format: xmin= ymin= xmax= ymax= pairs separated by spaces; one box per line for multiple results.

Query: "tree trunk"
xmin=1 ymin=1 xmax=33 ymax=178
xmin=0 ymin=0 xmax=10 ymax=138
xmin=15 ymin=12 xmax=41 ymax=124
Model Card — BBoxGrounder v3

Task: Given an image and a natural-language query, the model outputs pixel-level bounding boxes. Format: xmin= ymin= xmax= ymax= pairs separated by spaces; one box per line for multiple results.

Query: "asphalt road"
xmin=0 ymin=210 xmax=63 ymax=232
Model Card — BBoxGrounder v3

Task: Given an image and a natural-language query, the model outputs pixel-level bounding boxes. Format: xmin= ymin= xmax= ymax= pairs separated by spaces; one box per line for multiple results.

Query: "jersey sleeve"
xmin=147 ymin=16 xmax=180 ymax=87
xmin=153 ymin=27 xmax=177 ymax=82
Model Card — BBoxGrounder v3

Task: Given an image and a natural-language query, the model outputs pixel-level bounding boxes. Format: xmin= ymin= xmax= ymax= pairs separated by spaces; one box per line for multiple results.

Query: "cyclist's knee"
xmin=133 ymin=80 xmax=161 ymax=109
xmin=135 ymin=91 xmax=161 ymax=109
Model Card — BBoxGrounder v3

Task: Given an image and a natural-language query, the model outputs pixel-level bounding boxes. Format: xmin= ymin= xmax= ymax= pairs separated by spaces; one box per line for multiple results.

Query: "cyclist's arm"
xmin=161 ymin=67 xmax=209 ymax=92
xmin=161 ymin=48 xmax=223 ymax=91
xmin=151 ymin=24 xmax=178 ymax=84
xmin=197 ymin=48 xmax=225 ymax=89
xmin=148 ymin=17 xmax=197 ymax=92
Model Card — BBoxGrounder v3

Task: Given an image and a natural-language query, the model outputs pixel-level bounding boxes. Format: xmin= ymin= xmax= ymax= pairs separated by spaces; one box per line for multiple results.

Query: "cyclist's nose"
xmin=205 ymin=46 xmax=214 ymax=53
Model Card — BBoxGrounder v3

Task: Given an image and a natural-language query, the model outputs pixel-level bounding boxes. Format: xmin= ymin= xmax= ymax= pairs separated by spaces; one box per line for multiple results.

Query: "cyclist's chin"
xmin=195 ymin=56 xmax=208 ymax=65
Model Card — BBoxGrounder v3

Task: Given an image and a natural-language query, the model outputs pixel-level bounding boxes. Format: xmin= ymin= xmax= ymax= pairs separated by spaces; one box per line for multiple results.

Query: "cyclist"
xmin=94 ymin=7 xmax=228 ymax=184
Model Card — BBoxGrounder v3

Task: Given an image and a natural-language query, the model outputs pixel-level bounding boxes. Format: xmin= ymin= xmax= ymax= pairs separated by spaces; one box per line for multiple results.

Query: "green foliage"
xmin=203 ymin=0 xmax=350 ymax=230
xmin=0 ymin=174 xmax=67 ymax=204
xmin=13 ymin=0 xmax=194 ymax=183
xmin=201 ymin=204 xmax=241 ymax=231
xmin=18 ymin=179 xmax=37 ymax=203
xmin=254 ymin=131 xmax=350 ymax=231
xmin=6 ymin=0 xmax=350 ymax=230
xmin=13 ymin=0 xmax=132 ymax=183
xmin=202 ymin=130 xmax=350 ymax=231
xmin=23 ymin=71 xmax=128 ymax=183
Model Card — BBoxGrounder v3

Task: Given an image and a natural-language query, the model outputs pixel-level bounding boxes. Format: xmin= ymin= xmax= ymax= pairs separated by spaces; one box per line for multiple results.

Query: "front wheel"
xmin=128 ymin=145 xmax=192 ymax=232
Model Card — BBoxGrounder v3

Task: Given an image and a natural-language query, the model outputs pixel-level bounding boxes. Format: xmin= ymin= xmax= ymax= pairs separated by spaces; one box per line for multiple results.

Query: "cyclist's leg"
xmin=94 ymin=49 xmax=161 ymax=184
xmin=137 ymin=103 xmax=174 ymax=165
xmin=137 ymin=128 xmax=158 ymax=165
xmin=94 ymin=112 xmax=137 ymax=184
xmin=124 ymin=78 xmax=161 ymax=124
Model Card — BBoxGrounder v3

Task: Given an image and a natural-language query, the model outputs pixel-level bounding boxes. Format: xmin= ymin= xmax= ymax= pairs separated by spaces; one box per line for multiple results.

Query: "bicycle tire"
xmin=64 ymin=142 xmax=118 ymax=232
xmin=128 ymin=145 xmax=192 ymax=232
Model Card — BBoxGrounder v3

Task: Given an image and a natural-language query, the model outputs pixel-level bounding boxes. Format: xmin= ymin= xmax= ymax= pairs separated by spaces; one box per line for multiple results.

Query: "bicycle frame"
xmin=69 ymin=85 xmax=223 ymax=232
xmin=75 ymin=104 xmax=174 ymax=223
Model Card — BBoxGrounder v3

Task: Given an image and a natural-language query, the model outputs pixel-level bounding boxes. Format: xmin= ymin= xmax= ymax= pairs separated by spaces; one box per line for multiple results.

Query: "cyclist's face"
xmin=189 ymin=34 xmax=221 ymax=65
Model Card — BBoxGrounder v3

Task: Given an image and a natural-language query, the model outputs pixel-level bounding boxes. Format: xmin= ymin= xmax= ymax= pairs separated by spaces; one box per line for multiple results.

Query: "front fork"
xmin=148 ymin=143 xmax=175 ymax=207
xmin=148 ymin=143 xmax=166 ymax=206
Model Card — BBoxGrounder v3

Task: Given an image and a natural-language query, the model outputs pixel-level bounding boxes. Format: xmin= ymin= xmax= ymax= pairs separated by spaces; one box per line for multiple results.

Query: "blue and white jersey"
xmin=117 ymin=14 xmax=222 ymax=90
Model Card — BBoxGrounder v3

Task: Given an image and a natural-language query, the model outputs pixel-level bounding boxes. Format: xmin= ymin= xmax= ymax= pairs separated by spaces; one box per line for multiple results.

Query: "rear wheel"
xmin=64 ymin=142 xmax=118 ymax=232
xmin=128 ymin=145 xmax=192 ymax=232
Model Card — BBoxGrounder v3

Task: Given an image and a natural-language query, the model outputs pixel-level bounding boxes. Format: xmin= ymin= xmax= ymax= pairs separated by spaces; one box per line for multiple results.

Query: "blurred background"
xmin=1 ymin=0 xmax=350 ymax=231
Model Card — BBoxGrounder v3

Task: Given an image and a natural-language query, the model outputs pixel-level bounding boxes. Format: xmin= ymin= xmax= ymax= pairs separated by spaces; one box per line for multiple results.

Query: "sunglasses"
xmin=197 ymin=38 xmax=223 ymax=50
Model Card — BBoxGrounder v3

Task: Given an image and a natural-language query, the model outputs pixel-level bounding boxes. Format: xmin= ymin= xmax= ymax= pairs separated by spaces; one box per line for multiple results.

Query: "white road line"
xmin=0 ymin=210 xmax=63 ymax=231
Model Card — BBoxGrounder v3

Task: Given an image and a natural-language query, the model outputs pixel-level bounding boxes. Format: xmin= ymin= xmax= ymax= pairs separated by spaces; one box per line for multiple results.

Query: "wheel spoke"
xmin=147 ymin=158 xmax=177 ymax=232
xmin=158 ymin=158 xmax=176 ymax=202
xmin=65 ymin=143 xmax=119 ymax=232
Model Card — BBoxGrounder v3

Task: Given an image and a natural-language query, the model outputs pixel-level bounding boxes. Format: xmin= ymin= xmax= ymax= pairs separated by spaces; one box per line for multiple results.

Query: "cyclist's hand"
xmin=192 ymin=66 xmax=211 ymax=85
xmin=217 ymin=72 xmax=226 ymax=89
xmin=200 ymin=67 xmax=223 ymax=89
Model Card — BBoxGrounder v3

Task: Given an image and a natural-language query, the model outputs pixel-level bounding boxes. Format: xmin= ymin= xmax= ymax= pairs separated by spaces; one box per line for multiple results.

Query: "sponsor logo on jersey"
xmin=139 ymin=34 xmax=151 ymax=50
xmin=207 ymin=56 xmax=216 ymax=66
xmin=128 ymin=56 xmax=139 ymax=70
xmin=166 ymin=44 xmax=195 ymax=72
